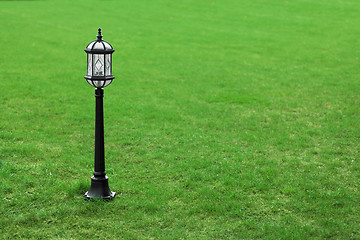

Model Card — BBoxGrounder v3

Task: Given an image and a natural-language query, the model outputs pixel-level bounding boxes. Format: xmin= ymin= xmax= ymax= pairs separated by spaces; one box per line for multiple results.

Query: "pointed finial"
xmin=97 ymin=28 xmax=103 ymax=41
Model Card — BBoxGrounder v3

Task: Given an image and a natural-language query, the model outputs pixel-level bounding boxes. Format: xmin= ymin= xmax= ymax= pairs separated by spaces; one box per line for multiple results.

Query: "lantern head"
xmin=84 ymin=28 xmax=115 ymax=88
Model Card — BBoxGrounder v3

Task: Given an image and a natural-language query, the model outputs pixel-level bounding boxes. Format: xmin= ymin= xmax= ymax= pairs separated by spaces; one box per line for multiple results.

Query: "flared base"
xmin=84 ymin=176 xmax=116 ymax=200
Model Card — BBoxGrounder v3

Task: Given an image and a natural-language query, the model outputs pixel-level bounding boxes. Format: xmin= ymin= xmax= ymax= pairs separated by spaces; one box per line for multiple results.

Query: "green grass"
xmin=1 ymin=0 xmax=360 ymax=239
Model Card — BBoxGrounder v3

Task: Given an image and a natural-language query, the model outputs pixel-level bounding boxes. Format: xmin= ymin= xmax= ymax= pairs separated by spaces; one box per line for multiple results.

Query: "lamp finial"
xmin=97 ymin=28 xmax=103 ymax=41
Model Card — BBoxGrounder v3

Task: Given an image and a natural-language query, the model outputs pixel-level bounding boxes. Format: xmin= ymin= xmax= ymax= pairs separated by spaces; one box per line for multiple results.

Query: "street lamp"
xmin=83 ymin=28 xmax=116 ymax=200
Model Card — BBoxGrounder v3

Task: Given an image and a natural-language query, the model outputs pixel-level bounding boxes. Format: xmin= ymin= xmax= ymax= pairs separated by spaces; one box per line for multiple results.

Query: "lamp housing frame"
xmin=84 ymin=28 xmax=115 ymax=88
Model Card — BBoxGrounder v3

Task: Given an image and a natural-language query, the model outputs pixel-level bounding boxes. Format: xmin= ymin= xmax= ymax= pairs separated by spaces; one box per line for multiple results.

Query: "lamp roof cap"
xmin=85 ymin=28 xmax=114 ymax=54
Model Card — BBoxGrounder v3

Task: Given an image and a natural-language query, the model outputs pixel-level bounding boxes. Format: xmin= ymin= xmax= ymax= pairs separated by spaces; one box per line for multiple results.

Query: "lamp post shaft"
xmin=83 ymin=87 xmax=115 ymax=200
xmin=94 ymin=87 xmax=105 ymax=177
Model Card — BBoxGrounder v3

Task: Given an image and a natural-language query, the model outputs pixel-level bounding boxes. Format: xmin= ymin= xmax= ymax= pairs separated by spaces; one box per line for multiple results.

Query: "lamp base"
xmin=84 ymin=176 xmax=116 ymax=200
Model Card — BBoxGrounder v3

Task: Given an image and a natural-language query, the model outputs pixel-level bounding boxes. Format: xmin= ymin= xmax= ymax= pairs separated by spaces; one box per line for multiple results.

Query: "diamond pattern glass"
xmin=93 ymin=54 xmax=104 ymax=76
xmin=95 ymin=59 xmax=102 ymax=71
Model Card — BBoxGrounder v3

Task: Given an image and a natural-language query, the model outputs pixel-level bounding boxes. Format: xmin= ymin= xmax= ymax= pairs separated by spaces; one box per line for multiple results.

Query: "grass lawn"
xmin=1 ymin=0 xmax=360 ymax=239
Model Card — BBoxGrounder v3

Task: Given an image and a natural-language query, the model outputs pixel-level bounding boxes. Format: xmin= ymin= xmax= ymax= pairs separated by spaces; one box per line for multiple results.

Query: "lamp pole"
xmin=94 ymin=87 xmax=105 ymax=179
xmin=83 ymin=28 xmax=116 ymax=200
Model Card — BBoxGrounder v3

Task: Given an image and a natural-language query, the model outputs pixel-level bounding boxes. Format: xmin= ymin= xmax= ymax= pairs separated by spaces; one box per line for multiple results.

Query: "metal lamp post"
xmin=83 ymin=28 xmax=116 ymax=200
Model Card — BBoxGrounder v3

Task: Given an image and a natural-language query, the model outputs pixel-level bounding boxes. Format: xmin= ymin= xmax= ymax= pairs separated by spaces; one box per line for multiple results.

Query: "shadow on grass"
xmin=64 ymin=179 xmax=89 ymax=197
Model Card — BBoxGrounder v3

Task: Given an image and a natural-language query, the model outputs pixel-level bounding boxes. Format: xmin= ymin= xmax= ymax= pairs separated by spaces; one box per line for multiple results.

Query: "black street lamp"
xmin=83 ymin=28 xmax=116 ymax=200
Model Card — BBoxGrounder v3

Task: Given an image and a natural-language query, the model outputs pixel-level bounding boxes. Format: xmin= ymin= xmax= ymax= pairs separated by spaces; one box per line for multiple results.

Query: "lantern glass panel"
xmin=105 ymin=54 xmax=111 ymax=76
xmin=103 ymin=80 xmax=112 ymax=87
xmin=94 ymin=81 xmax=104 ymax=87
xmin=87 ymin=41 xmax=95 ymax=50
xmin=93 ymin=54 xmax=104 ymax=76
xmin=93 ymin=41 xmax=104 ymax=50
xmin=87 ymin=54 xmax=92 ymax=76
xmin=103 ymin=42 xmax=109 ymax=48
xmin=87 ymin=80 xmax=93 ymax=87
